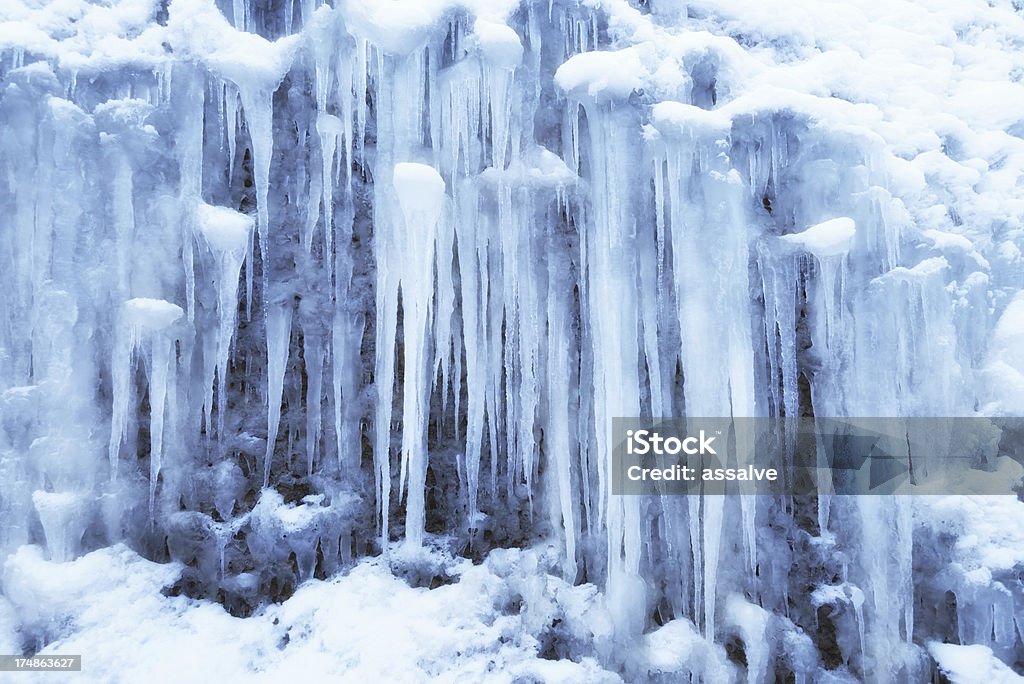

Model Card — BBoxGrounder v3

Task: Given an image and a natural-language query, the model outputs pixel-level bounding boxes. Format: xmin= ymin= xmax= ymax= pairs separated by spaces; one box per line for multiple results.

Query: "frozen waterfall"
xmin=1 ymin=0 xmax=1023 ymax=680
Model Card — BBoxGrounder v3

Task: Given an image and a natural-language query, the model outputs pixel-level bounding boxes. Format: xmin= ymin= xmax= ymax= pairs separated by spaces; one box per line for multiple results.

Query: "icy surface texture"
xmin=1 ymin=0 xmax=1024 ymax=680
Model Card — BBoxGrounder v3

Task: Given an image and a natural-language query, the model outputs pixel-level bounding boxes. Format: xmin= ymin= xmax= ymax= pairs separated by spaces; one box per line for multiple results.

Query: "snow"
xmin=3 ymin=544 xmax=622 ymax=683
xmin=928 ymin=643 xmax=1023 ymax=684
xmin=473 ymin=19 xmax=523 ymax=69
xmin=123 ymin=298 xmax=183 ymax=332
xmin=917 ymin=496 xmax=1024 ymax=576
xmin=651 ymin=101 xmax=731 ymax=139
xmin=981 ymin=292 xmax=1024 ymax=414
xmin=480 ymin=146 xmax=576 ymax=188
xmin=392 ymin=163 xmax=446 ymax=223
xmin=781 ymin=217 xmax=857 ymax=258
xmin=0 ymin=0 xmax=166 ymax=73
xmin=640 ymin=618 xmax=731 ymax=680
xmin=554 ymin=48 xmax=648 ymax=101
xmin=165 ymin=0 xmax=299 ymax=88
xmin=343 ymin=0 xmax=519 ymax=55
xmin=194 ymin=202 xmax=253 ymax=253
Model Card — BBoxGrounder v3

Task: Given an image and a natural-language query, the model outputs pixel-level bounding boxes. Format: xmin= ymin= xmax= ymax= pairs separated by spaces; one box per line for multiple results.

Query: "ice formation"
xmin=1 ymin=0 xmax=1023 ymax=680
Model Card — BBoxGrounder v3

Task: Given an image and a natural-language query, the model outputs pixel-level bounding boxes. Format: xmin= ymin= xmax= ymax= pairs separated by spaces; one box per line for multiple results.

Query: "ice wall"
xmin=1 ymin=0 xmax=1023 ymax=680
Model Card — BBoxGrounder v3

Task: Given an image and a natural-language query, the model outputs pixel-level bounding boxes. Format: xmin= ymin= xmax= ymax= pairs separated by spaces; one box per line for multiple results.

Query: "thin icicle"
xmin=302 ymin=330 xmax=325 ymax=477
xmin=264 ymin=301 xmax=293 ymax=486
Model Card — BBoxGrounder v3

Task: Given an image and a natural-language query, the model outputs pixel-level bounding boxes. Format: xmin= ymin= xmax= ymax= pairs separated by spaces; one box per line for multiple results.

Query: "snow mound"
xmin=343 ymin=0 xmax=519 ymax=55
xmin=165 ymin=0 xmax=299 ymax=89
xmin=928 ymin=642 xmax=1023 ymax=684
xmin=393 ymin=163 xmax=446 ymax=222
xmin=555 ymin=49 xmax=647 ymax=102
xmin=480 ymin=145 xmax=576 ymax=188
xmin=641 ymin=618 xmax=731 ymax=680
xmin=123 ymin=298 xmax=183 ymax=332
xmin=473 ymin=19 xmax=522 ymax=68
xmin=195 ymin=202 xmax=254 ymax=253
xmin=651 ymin=101 xmax=731 ymax=139
xmin=781 ymin=217 xmax=857 ymax=258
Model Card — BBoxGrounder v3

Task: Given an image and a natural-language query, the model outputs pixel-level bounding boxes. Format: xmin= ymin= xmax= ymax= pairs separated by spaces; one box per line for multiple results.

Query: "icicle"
xmin=225 ymin=84 xmax=239 ymax=184
xmin=433 ymin=194 xmax=456 ymax=413
xmin=176 ymin=69 xmax=205 ymax=324
xmin=115 ymin=298 xmax=184 ymax=521
xmin=332 ymin=305 xmax=362 ymax=472
xmin=332 ymin=202 xmax=361 ymax=472
xmin=264 ymin=301 xmax=293 ymax=486
xmin=316 ymin=114 xmax=343 ymax=255
xmin=373 ymin=259 xmax=399 ymax=545
xmin=147 ymin=333 xmax=172 ymax=520
xmin=649 ymin=102 xmax=760 ymax=639
xmin=637 ymin=210 xmax=665 ymax=417
xmin=194 ymin=202 xmax=254 ymax=441
xmin=456 ymin=185 xmax=488 ymax=531
xmin=354 ymin=40 xmax=369 ymax=161
xmin=201 ymin=331 xmax=217 ymax=440
xmin=237 ymin=86 xmax=274 ymax=305
xmin=547 ymin=248 xmax=577 ymax=581
xmin=474 ymin=19 xmax=522 ymax=169
xmin=302 ymin=330 xmax=325 ymax=477
xmin=569 ymin=96 xmax=645 ymax=640
xmin=758 ymin=239 xmax=800 ymax=418
xmin=336 ymin=46 xmax=355 ymax=186
xmin=231 ymin=0 xmax=245 ymax=31
xmin=108 ymin=330 xmax=132 ymax=481
xmin=391 ymin=163 xmax=445 ymax=548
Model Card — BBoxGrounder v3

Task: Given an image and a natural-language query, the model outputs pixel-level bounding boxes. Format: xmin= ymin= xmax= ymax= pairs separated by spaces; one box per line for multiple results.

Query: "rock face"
xmin=1 ymin=0 xmax=1023 ymax=680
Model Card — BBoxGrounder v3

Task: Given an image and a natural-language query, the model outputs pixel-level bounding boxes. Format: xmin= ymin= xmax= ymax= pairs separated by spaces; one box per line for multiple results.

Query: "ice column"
xmin=369 ymin=48 xmax=432 ymax=546
xmin=651 ymin=102 xmax=760 ymax=640
xmin=392 ymin=163 xmax=446 ymax=548
xmin=546 ymin=247 xmax=577 ymax=581
xmin=582 ymin=104 xmax=645 ymax=640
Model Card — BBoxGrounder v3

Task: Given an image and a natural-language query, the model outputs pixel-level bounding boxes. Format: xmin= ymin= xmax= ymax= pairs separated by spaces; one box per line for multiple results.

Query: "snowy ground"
xmin=4 ymin=494 xmax=1024 ymax=683
xmin=2 ymin=543 xmax=625 ymax=683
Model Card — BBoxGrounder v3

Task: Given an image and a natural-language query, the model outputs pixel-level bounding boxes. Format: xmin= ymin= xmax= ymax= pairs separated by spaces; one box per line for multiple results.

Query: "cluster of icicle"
xmin=0 ymin=0 xmax=1016 ymax=679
